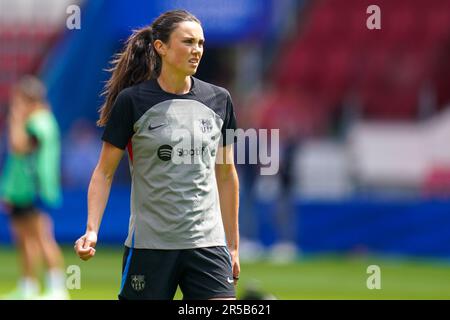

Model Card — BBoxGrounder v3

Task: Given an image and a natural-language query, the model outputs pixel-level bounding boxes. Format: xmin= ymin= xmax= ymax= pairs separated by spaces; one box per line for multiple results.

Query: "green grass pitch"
xmin=0 ymin=245 xmax=449 ymax=300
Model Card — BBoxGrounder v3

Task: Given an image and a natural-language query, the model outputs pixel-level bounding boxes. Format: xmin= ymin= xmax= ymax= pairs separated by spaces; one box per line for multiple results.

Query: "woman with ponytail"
xmin=74 ymin=10 xmax=240 ymax=300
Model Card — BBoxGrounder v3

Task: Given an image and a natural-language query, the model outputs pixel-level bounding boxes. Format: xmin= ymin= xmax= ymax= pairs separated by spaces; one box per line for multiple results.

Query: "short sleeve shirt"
xmin=102 ymin=77 xmax=237 ymax=249
xmin=0 ymin=109 xmax=61 ymax=208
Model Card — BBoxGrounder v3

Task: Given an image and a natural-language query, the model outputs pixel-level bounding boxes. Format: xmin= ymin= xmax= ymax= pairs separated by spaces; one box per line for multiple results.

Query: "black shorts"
xmin=118 ymin=246 xmax=236 ymax=300
xmin=4 ymin=203 xmax=39 ymax=220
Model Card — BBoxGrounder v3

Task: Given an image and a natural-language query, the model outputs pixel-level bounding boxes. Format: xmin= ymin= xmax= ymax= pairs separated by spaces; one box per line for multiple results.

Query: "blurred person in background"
xmin=0 ymin=76 xmax=69 ymax=300
xmin=74 ymin=10 xmax=240 ymax=300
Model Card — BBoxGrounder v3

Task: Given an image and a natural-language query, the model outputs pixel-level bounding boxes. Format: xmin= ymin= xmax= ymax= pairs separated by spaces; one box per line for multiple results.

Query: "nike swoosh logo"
xmin=148 ymin=123 xmax=166 ymax=131
xmin=226 ymin=277 xmax=234 ymax=284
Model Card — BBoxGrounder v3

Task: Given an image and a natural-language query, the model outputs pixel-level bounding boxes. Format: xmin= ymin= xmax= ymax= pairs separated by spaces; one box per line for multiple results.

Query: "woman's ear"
xmin=153 ymin=39 xmax=166 ymax=57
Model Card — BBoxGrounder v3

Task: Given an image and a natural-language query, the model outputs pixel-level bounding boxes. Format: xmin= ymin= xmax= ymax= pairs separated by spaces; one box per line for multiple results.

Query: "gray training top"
xmin=102 ymin=77 xmax=237 ymax=249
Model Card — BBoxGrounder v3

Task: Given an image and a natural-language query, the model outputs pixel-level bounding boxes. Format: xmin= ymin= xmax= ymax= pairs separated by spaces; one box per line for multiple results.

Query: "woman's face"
xmin=158 ymin=21 xmax=205 ymax=77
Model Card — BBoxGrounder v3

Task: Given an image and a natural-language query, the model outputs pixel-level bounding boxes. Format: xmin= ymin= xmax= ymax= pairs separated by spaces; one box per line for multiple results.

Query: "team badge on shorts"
xmin=130 ymin=275 xmax=146 ymax=292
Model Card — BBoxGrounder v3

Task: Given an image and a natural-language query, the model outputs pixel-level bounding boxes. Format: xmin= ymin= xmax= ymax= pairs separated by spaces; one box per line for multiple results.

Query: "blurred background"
xmin=1 ymin=0 xmax=450 ymax=299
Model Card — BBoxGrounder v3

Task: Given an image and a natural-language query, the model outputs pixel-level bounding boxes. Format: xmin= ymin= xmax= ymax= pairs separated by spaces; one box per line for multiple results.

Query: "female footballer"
xmin=75 ymin=10 xmax=240 ymax=300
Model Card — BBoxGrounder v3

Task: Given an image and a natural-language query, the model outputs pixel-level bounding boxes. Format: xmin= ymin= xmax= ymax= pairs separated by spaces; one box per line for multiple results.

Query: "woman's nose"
xmin=192 ymin=44 xmax=202 ymax=54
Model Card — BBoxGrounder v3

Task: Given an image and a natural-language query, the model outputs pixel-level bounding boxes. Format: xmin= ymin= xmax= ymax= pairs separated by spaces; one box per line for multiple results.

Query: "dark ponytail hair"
xmin=97 ymin=10 xmax=201 ymax=127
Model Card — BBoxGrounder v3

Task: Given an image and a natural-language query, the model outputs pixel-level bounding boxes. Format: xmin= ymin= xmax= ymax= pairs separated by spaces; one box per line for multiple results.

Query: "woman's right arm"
xmin=74 ymin=142 xmax=124 ymax=261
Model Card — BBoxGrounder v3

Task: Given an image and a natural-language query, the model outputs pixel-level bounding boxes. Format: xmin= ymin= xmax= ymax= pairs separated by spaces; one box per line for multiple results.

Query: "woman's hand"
xmin=9 ymin=100 xmax=28 ymax=125
xmin=228 ymin=247 xmax=240 ymax=286
xmin=74 ymin=231 xmax=98 ymax=261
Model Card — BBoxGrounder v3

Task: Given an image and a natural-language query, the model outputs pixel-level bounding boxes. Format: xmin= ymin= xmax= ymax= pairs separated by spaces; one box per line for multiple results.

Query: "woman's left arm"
xmin=215 ymin=144 xmax=240 ymax=283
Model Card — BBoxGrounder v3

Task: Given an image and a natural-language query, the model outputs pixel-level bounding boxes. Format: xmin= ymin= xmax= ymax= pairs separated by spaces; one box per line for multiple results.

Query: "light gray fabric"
xmin=125 ymin=99 xmax=226 ymax=249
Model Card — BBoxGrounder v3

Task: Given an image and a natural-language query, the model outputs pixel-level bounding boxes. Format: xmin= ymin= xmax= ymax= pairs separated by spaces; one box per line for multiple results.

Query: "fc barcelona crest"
xmin=199 ymin=119 xmax=213 ymax=133
xmin=130 ymin=275 xmax=145 ymax=292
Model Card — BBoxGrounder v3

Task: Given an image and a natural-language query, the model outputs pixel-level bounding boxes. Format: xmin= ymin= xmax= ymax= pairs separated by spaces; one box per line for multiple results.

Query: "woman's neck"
xmin=29 ymin=103 xmax=47 ymax=114
xmin=157 ymin=70 xmax=191 ymax=95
